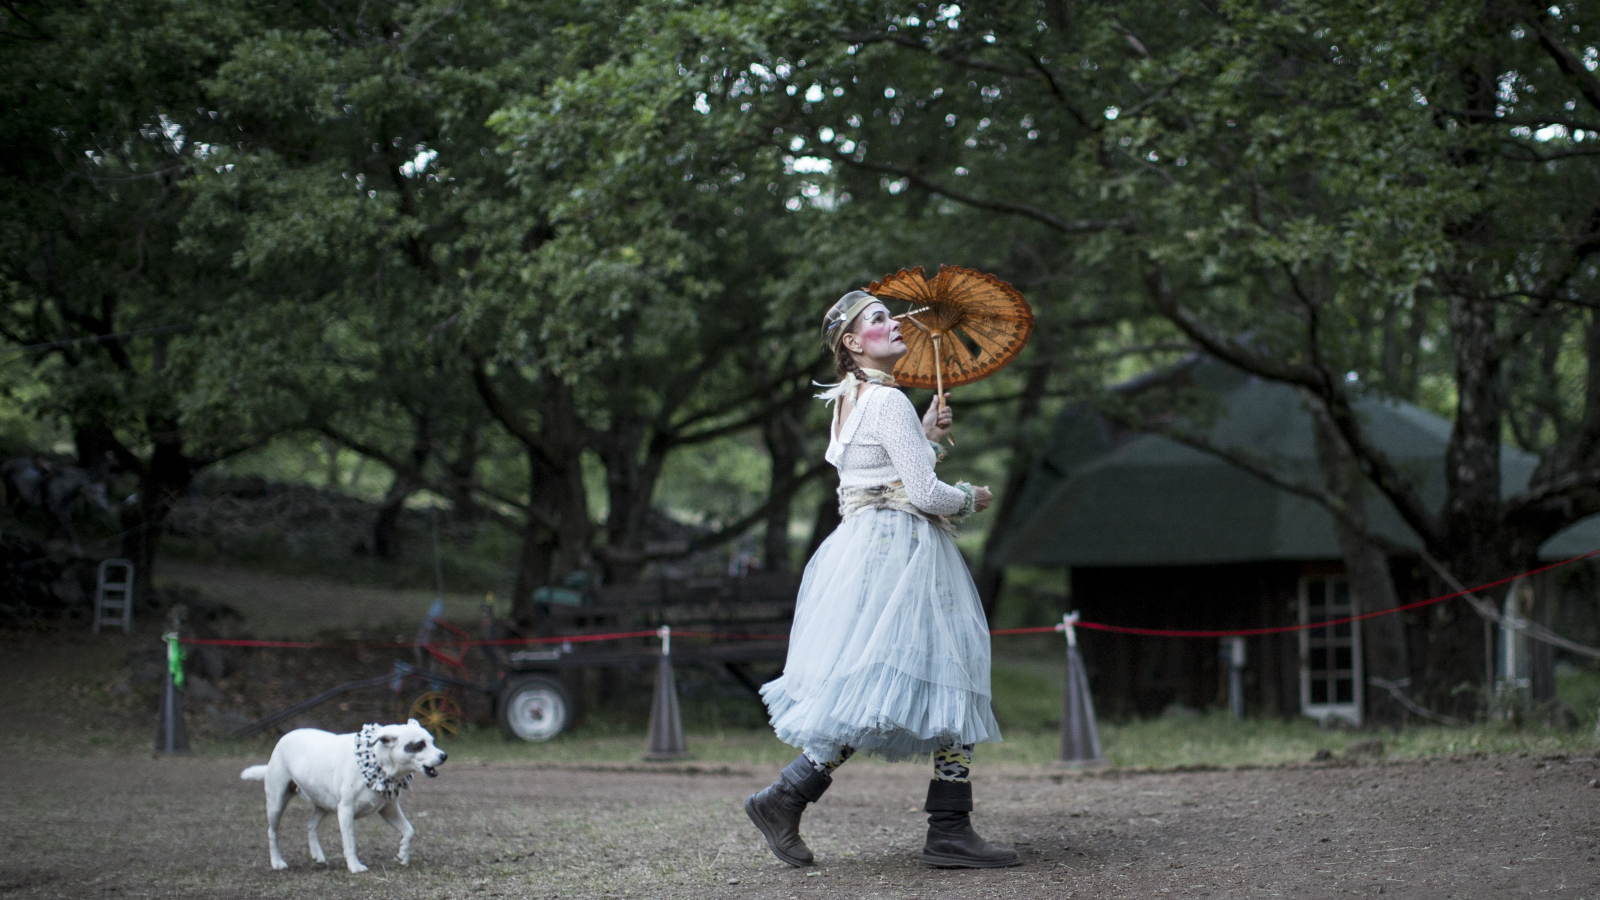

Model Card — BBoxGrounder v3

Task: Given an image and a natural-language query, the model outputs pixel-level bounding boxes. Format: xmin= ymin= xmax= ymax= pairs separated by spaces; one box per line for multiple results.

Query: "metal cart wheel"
xmin=407 ymin=691 xmax=465 ymax=736
xmin=498 ymin=675 xmax=571 ymax=742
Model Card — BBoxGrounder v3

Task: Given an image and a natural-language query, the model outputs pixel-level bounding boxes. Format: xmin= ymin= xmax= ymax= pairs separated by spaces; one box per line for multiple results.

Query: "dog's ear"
xmin=379 ymin=734 xmax=397 ymax=746
xmin=408 ymin=718 xmax=420 ymax=727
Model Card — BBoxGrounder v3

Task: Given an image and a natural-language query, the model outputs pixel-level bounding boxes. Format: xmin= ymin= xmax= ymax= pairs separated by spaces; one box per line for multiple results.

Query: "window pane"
xmin=1332 ymin=581 xmax=1350 ymax=607
xmin=1335 ymin=647 xmax=1353 ymax=670
xmin=1311 ymin=679 xmax=1329 ymax=704
xmin=1334 ymin=621 xmax=1351 ymax=638
xmin=1310 ymin=647 xmax=1328 ymax=671
xmin=1335 ymin=678 xmax=1353 ymax=703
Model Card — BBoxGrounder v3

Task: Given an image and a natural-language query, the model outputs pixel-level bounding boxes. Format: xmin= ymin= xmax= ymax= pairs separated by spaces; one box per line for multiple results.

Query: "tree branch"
xmin=470 ymin=361 xmax=559 ymax=469
xmin=0 ymin=1 xmax=51 ymax=40
xmin=1523 ymin=6 xmax=1600 ymax=114
xmin=667 ymin=382 xmax=813 ymax=447
xmin=1099 ymin=403 xmax=1415 ymax=558
xmin=641 ymin=460 xmax=831 ymax=560
xmin=836 ymin=30 xmax=1035 ymax=78
xmin=1140 ymin=263 xmax=1442 ymax=546
xmin=665 ymin=351 xmax=818 ymax=433
xmin=317 ymin=423 xmax=417 ymax=476
xmin=834 ymin=153 xmax=1131 ymax=234
xmin=1025 ymin=54 xmax=1092 ymax=127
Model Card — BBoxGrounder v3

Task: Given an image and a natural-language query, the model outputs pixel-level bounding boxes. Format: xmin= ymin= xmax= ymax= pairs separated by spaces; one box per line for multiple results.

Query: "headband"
xmin=821 ymin=290 xmax=880 ymax=352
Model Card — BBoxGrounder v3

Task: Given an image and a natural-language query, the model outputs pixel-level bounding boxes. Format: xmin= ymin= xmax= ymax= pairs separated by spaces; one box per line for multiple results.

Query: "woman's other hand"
xmin=973 ymin=486 xmax=993 ymax=513
xmin=922 ymin=393 xmax=952 ymax=442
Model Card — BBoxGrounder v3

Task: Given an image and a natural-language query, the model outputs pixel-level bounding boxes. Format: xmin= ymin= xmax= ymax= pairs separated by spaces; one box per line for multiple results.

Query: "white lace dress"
xmin=760 ymin=384 xmax=1001 ymax=762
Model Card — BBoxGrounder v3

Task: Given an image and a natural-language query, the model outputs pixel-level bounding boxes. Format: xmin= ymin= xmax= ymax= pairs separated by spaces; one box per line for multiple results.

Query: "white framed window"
xmin=1496 ymin=577 xmax=1534 ymax=696
xmin=1299 ymin=576 xmax=1362 ymax=726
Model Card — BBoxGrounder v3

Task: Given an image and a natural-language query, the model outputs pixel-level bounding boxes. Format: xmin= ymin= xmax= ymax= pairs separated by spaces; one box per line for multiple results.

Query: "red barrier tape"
xmin=176 ymin=548 xmax=1600 ymax=648
xmin=672 ymin=630 xmax=790 ymax=641
xmin=474 ymin=631 xmax=663 ymax=647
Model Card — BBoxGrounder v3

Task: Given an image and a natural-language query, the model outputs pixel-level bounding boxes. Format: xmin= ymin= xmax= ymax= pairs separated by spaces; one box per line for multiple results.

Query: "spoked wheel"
xmin=498 ymin=675 xmax=572 ymax=742
xmin=407 ymin=690 xmax=465 ymax=736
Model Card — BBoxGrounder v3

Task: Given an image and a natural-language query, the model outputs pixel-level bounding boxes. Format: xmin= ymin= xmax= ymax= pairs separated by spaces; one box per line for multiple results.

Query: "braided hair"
xmin=834 ymin=337 xmax=870 ymax=383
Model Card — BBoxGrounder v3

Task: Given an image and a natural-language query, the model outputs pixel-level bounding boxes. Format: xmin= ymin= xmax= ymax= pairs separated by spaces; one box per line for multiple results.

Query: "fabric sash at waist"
xmin=838 ymin=480 xmax=959 ymax=537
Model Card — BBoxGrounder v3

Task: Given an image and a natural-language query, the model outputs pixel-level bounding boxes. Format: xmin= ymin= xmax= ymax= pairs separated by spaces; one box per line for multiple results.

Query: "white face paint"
xmin=842 ymin=302 xmax=907 ymax=371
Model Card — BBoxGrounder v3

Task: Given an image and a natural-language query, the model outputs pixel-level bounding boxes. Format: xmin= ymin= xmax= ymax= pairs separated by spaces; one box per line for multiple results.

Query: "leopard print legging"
xmin=805 ymin=742 xmax=972 ymax=782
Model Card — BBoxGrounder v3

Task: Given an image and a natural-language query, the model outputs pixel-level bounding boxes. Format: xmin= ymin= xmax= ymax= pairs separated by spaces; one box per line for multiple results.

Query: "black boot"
xmin=744 ymin=755 xmax=833 ymax=867
xmin=920 ymin=779 xmax=1022 ymax=868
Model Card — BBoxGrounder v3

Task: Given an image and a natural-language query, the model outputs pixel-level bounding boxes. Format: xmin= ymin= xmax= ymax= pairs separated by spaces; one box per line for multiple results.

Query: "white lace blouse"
xmin=825 ymin=385 xmax=969 ymax=516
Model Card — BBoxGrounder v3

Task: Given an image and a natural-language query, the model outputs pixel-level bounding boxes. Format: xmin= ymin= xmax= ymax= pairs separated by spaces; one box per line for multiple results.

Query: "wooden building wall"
xmin=1068 ymin=562 xmax=1307 ymax=719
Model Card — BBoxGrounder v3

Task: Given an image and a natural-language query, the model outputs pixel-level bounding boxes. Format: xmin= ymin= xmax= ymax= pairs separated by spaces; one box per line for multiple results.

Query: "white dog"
xmin=240 ymin=719 xmax=448 ymax=873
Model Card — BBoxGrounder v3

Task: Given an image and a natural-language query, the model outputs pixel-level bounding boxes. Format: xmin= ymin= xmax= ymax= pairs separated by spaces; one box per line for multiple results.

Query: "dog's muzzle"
xmin=423 ymin=751 xmax=446 ymax=777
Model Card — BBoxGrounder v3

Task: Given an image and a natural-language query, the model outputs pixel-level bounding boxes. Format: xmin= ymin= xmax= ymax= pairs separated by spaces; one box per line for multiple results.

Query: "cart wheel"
xmin=499 ymin=675 xmax=571 ymax=742
xmin=408 ymin=691 xmax=465 ymax=736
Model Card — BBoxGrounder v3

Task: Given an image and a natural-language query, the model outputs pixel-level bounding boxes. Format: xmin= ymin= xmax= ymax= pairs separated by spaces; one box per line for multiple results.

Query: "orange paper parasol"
xmin=866 ymin=265 xmax=1035 ymax=400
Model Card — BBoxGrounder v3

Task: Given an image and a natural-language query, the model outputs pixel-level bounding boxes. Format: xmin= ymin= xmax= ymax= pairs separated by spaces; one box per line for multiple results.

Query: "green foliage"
xmin=1556 ymin=662 xmax=1600 ymax=729
xmin=10 ymin=0 xmax=1600 ymax=646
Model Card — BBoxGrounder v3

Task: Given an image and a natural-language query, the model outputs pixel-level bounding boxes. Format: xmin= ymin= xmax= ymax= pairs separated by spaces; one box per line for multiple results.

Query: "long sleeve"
xmin=868 ymin=389 xmax=969 ymax=516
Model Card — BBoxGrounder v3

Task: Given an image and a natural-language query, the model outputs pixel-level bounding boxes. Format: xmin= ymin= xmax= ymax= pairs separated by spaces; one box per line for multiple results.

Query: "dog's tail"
xmin=240 ymin=765 xmax=268 ymax=781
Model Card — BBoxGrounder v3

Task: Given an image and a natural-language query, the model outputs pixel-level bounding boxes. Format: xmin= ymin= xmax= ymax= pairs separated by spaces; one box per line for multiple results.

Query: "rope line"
xmin=174 ymin=547 xmax=1600 ymax=649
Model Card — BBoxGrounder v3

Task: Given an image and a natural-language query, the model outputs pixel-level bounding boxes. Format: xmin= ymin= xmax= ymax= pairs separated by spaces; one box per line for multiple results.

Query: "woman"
xmin=744 ymin=290 xmax=1019 ymax=869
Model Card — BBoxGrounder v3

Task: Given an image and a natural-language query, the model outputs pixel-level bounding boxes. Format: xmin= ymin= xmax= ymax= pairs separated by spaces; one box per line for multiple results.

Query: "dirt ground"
xmin=5 ymin=749 xmax=1599 ymax=899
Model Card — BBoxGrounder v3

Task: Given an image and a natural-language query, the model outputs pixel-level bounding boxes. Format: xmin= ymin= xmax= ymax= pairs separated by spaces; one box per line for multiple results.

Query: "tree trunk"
xmin=371 ymin=482 xmax=410 ymax=559
xmin=511 ymin=522 xmax=556 ymax=629
xmin=1310 ymin=400 xmax=1411 ymax=725
xmin=123 ymin=431 xmax=194 ymax=607
xmin=1428 ymin=295 xmax=1515 ymax=716
xmin=510 ymin=441 xmax=578 ymax=626
xmin=761 ymin=408 xmax=806 ymax=574
xmin=595 ymin=421 xmax=653 ymax=585
xmin=372 ymin=421 xmax=432 ymax=559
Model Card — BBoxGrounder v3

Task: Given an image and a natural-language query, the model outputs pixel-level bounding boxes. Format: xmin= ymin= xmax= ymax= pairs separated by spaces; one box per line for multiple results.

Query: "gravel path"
xmin=5 ymin=750 xmax=1599 ymax=898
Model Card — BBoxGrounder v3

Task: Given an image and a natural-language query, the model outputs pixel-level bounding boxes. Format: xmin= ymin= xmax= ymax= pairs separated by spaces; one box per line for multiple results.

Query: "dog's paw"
xmin=310 ymin=854 xmax=327 ymax=865
xmin=346 ymin=862 xmax=369 ymax=874
xmin=270 ymin=860 xmax=289 ymax=871
xmin=396 ymin=853 xmax=410 ymax=866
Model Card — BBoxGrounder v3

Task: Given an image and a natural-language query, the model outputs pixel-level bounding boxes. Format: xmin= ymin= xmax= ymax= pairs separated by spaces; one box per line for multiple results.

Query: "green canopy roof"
xmin=999 ymin=359 xmax=1600 ymax=567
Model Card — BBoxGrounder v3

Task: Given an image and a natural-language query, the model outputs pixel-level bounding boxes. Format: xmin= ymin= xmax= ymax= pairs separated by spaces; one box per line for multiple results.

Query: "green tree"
xmin=571 ymin=0 xmax=1600 ymax=711
xmin=0 ymin=0 xmax=291 ymax=596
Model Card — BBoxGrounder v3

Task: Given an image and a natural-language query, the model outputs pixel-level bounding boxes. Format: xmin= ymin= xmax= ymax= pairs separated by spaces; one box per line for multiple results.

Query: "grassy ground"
xmin=33 ymin=554 xmax=1600 ymax=772
xmin=385 ymin=708 xmax=1600 ymax=772
xmin=155 ymin=560 xmax=490 ymax=639
xmin=18 ymin=621 xmax=1596 ymax=773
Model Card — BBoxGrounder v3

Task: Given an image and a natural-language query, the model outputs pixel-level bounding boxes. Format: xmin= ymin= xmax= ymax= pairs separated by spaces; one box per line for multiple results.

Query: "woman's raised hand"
xmin=973 ymin=486 xmax=993 ymax=513
xmin=922 ymin=393 xmax=953 ymax=442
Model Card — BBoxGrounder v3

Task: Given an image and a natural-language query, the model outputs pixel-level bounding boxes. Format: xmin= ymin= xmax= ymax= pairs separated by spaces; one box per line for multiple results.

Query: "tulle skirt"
xmin=760 ymin=507 xmax=1001 ymax=763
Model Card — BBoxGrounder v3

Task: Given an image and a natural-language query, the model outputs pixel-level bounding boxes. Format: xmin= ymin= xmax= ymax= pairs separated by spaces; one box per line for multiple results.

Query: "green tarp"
xmin=999 ymin=360 xmax=1600 ymax=567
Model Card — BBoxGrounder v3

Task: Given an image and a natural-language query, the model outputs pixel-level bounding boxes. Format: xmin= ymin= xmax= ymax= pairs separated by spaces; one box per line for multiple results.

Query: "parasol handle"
xmin=931 ymin=332 xmax=953 ymax=447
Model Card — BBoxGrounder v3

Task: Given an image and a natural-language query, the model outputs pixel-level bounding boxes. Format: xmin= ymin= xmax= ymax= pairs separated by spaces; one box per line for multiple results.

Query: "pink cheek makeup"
xmin=861 ymin=321 xmax=896 ymax=346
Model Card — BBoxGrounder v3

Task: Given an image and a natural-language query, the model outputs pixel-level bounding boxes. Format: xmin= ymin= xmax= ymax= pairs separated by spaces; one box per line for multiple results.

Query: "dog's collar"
xmin=356 ymin=724 xmax=413 ymax=798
